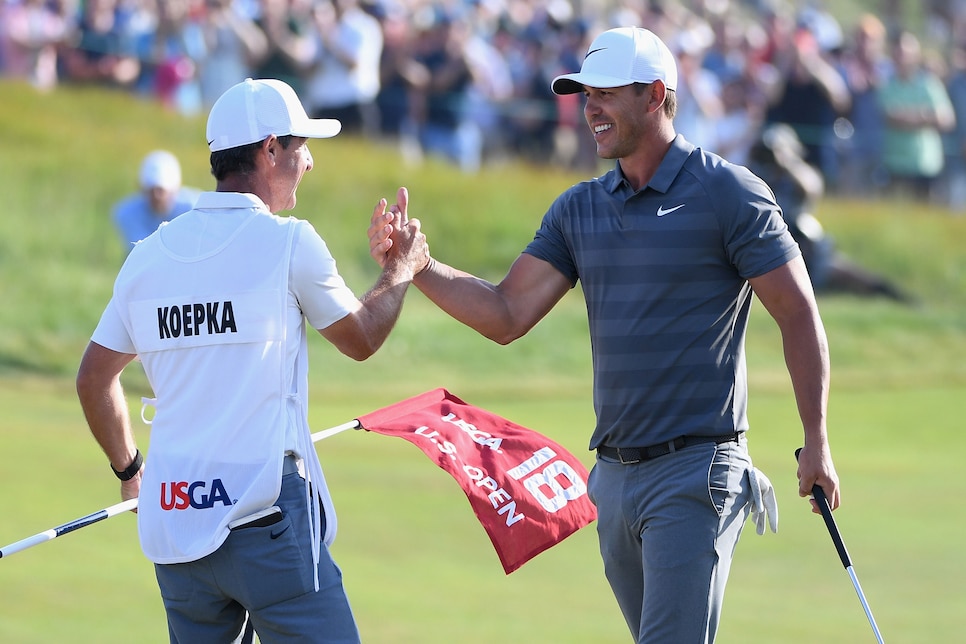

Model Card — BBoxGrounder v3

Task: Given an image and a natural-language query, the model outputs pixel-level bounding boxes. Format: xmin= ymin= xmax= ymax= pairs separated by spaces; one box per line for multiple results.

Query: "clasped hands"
xmin=368 ymin=186 xmax=431 ymax=276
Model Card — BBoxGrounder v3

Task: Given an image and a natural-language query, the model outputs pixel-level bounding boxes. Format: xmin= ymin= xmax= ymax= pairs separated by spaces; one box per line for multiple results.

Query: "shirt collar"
xmin=194 ymin=191 xmax=271 ymax=212
xmin=603 ymin=134 xmax=695 ymax=195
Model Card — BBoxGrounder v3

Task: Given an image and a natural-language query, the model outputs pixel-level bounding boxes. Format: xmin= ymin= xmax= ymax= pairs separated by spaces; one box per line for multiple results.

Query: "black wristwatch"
xmin=112 ymin=449 xmax=143 ymax=481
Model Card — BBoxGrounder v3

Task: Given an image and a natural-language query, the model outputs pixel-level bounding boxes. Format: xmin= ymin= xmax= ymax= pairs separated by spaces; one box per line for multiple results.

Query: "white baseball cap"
xmin=206 ymin=78 xmax=342 ymax=152
xmin=139 ymin=150 xmax=182 ymax=190
xmin=552 ymin=27 xmax=678 ymax=95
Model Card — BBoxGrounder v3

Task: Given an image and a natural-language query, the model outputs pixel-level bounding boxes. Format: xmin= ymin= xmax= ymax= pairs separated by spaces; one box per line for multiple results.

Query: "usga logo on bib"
xmin=160 ymin=479 xmax=234 ymax=510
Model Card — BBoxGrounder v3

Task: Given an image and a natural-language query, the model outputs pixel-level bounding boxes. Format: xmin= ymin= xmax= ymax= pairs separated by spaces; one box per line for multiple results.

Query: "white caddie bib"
xmin=109 ymin=197 xmax=336 ymax=565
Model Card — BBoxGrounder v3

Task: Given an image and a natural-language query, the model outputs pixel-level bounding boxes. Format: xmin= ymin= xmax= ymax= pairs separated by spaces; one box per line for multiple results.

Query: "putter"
xmin=796 ymin=448 xmax=885 ymax=644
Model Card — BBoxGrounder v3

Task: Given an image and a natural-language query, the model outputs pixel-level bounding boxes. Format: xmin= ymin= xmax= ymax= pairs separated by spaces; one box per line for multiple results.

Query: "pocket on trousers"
xmin=155 ymin=560 xmax=196 ymax=604
xmin=230 ymin=513 xmax=315 ymax=610
xmin=707 ymin=447 xmax=736 ymax=516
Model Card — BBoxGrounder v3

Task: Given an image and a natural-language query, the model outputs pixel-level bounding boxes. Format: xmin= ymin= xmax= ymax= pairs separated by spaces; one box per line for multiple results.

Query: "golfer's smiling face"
xmin=583 ymin=84 xmax=651 ymax=160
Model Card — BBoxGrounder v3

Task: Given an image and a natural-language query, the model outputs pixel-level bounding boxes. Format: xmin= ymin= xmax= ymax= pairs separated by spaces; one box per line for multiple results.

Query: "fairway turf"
xmin=1 ymin=381 xmax=964 ymax=642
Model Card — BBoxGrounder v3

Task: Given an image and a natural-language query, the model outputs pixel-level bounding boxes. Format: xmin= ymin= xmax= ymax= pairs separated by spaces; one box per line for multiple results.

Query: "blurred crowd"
xmin=4 ymin=0 xmax=966 ymax=210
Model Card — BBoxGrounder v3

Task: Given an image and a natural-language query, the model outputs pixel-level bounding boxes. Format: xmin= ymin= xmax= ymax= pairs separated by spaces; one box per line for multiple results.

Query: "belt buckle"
xmin=616 ymin=447 xmax=641 ymax=465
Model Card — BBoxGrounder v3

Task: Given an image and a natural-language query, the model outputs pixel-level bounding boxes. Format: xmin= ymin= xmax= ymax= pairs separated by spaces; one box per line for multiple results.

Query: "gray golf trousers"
xmin=589 ymin=437 xmax=752 ymax=643
xmin=154 ymin=468 xmax=360 ymax=644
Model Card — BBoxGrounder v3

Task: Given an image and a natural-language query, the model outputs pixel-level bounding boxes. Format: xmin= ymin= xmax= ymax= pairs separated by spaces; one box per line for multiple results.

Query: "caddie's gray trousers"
xmin=155 ymin=470 xmax=360 ymax=644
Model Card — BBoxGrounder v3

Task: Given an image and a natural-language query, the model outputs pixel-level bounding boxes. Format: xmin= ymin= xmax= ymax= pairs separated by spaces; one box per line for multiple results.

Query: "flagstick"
xmin=0 ymin=499 xmax=139 ymax=559
xmin=1 ymin=420 xmax=363 ymax=560
xmin=311 ymin=420 xmax=360 ymax=442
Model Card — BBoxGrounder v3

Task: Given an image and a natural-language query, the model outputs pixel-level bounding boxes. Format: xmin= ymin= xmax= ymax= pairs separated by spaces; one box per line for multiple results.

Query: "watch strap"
xmin=112 ymin=449 xmax=143 ymax=481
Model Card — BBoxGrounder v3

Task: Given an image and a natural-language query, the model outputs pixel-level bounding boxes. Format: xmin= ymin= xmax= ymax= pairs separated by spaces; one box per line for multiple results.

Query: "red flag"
xmin=357 ymin=389 xmax=597 ymax=574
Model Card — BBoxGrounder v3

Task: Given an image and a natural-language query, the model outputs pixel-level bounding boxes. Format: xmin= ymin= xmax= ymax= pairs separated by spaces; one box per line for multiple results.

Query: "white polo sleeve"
xmin=290 ymin=221 xmax=361 ymax=330
xmin=90 ymin=296 xmax=137 ymax=354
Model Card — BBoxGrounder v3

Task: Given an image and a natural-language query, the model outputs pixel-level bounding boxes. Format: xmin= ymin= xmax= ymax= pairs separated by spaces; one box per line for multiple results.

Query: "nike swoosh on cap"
xmin=656 ymin=204 xmax=686 ymax=217
xmin=584 ymin=47 xmax=607 ymax=59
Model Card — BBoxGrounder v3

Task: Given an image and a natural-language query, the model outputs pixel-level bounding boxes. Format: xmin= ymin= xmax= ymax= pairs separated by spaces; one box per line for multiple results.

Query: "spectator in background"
xmin=141 ymin=0 xmax=206 ymax=115
xmin=251 ymin=0 xmax=317 ymax=96
xmin=408 ymin=8 xmax=482 ymax=172
xmin=112 ymin=150 xmax=200 ymax=254
xmin=712 ymin=75 xmax=763 ymax=166
xmin=551 ymin=17 xmax=598 ymax=171
xmin=879 ymin=30 xmax=956 ymax=201
xmin=305 ymin=0 xmax=383 ymax=136
xmin=702 ymin=14 xmax=747 ymax=84
xmin=503 ymin=28 xmax=560 ymax=164
xmin=60 ymin=0 xmax=141 ymax=89
xmin=796 ymin=0 xmax=844 ymax=55
xmin=941 ymin=37 xmax=966 ymax=211
xmin=748 ymin=124 xmax=912 ymax=303
xmin=373 ymin=0 xmax=422 ymax=141
xmin=461 ymin=10 xmax=514 ymax=165
xmin=755 ymin=0 xmax=797 ymax=71
xmin=197 ymin=0 xmax=269 ymax=109
xmin=672 ymin=29 xmax=723 ymax=152
xmin=836 ymin=13 xmax=892 ymax=197
xmin=0 ymin=0 xmax=73 ymax=91
xmin=764 ymin=25 xmax=851 ymax=187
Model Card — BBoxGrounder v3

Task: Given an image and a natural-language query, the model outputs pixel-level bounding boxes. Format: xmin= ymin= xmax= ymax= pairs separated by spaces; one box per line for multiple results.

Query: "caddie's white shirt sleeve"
xmin=90 ymin=296 xmax=137 ymax=354
xmin=290 ymin=221 xmax=361 ymax=330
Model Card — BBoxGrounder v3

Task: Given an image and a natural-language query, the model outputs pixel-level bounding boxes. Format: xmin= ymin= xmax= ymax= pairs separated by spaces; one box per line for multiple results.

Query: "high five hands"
xmin=369 ymin=186 xmax=431 ymax=276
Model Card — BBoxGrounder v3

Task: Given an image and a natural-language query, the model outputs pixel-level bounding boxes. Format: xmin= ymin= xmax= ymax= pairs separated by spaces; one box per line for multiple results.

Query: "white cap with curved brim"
xmin=139 ymin=150 xmax=181 ymax=190
xmin=551 ymin=27 xmax=678 ymax=95
xmin=206 ymin=78 xmax=342 ymax=152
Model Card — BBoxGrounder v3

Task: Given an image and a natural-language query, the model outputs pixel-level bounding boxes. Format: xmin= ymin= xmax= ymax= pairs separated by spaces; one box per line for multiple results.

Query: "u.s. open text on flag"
xmin=357 ymin=388 xmax=597 ymax=574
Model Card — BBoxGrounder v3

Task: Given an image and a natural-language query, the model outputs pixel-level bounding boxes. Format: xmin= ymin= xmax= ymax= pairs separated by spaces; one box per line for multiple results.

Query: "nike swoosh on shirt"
xmin=270 ymin=526 xmax=290 ymax=540
xmin=656 ymin=204 xmax=686 ymax=217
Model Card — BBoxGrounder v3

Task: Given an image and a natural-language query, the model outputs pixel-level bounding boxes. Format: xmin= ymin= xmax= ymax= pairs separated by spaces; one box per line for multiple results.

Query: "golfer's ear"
xmin=647 ymin=82 xmax=667 ymax=113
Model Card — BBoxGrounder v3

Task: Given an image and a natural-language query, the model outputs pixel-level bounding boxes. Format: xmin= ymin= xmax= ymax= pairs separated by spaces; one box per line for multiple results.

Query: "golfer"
xmin=370 ymin=27 xmax=841 ymax=642
xmin=77 ymin=78 xmax=427 ymax=643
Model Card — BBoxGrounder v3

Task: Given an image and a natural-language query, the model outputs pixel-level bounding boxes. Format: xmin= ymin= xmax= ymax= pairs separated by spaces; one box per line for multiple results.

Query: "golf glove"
xmin=748 ymin=467 xmax=779 ymax=535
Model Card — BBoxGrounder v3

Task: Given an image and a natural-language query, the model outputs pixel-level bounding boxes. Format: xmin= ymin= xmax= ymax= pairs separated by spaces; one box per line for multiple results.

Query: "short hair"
xmin=209 ymin=135 xmax=297 ymax=181
xmin=663 ymin=88 xmax=677 ymax=119
xmin=634 ymin=82 xmax=677 ymax=119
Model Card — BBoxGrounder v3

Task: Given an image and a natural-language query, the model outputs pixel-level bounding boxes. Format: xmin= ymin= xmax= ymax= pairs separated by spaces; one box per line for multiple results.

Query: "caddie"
xmin=77 ymin=77 xmax=429 ymax=643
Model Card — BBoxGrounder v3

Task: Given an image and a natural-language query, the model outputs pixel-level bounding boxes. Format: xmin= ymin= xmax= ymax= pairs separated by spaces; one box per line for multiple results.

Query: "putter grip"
xmin=794 ymin=448 xmax=852 ymax=569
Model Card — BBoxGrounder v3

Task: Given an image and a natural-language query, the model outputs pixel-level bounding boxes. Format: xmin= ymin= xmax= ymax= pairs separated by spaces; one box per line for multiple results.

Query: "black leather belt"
xmin=597 ymin=433 xmax=740 ymax=464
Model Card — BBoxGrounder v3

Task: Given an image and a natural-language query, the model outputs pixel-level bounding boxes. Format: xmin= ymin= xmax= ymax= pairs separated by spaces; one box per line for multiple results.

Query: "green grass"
xmin=1 ymin=78 xmax=964 ymax=642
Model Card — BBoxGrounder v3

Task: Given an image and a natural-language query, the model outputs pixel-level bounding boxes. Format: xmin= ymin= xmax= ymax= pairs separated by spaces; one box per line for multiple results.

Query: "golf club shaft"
xmin=795 ymin=448 xmax=885 ymax=643
xmin=0 ymin=420 xmax=363 ymax=560
xmin=848 ymin=566 xmax=885 ymax=644
xmin=812 ymin=482 xmax=885 ymax=644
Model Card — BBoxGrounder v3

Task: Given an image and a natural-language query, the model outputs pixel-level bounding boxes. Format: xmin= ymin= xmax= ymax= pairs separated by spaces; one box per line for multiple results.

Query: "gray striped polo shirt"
xmin=524 ymin=135 xmax=800 ymax=450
